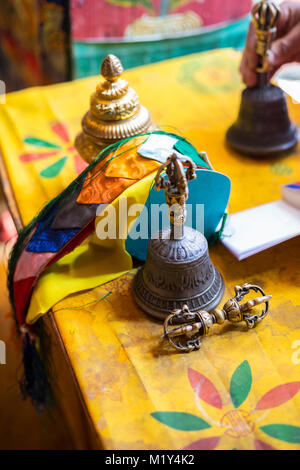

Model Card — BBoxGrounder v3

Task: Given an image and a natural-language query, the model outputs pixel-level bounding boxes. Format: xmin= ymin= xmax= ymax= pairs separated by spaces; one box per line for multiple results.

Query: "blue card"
xmin=125 ymin=168 xmax=231 ymax=261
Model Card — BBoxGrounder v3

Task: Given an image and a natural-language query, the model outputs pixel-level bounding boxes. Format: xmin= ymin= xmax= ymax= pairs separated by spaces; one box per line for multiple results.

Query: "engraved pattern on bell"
xmin=149 ymin=227 xmax=207 ymax=262
xmin=133 ymin=264 xmax=224 ymax=320
xmin=133 ymin=155 xmax=225 ymax=320
xmin=133 ymin=226 xmax=225 ymax=320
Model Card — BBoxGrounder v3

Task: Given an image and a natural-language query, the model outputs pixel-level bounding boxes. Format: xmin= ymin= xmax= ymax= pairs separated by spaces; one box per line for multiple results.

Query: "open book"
xmin=221 ymin=182 xmax=300 ymax=260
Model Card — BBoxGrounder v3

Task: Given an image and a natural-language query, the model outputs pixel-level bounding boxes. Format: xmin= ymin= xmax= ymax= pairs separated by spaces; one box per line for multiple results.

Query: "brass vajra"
xmin=252 ymin=0 xmax=280 ymax=73
xmin=154 ymin=154 xmax=196 ymax=234
xmin=163 ymin=284 xmax=272 ymax=352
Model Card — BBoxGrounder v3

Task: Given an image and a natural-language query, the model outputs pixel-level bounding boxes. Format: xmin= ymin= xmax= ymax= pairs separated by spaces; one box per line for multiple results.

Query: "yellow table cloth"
xmin=1 ymin=49 xmax=300 ymax=449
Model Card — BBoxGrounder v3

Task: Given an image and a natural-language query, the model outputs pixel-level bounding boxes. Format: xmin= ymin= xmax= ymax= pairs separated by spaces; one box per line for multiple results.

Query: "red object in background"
xmin=0 ymin=210 xmax=17 ymax=243
xmin=0 ymin=0 xmax=71 ymax=92
xmin=71 ymin=0 xmax=252 ymax=40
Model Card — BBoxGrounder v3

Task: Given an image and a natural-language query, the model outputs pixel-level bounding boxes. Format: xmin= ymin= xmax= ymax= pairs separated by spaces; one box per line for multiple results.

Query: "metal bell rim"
xmin=226 ymin=122 xmax=298 ymax=158
xmin=132 ymin=264 xmax=225 ymax=321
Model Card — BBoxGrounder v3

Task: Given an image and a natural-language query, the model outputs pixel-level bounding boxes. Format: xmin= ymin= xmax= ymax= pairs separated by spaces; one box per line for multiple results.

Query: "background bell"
xmin=226 ymin=83 xmax=298 ymax=157
xmin=226 ymin=0 xmax=298 ymax=158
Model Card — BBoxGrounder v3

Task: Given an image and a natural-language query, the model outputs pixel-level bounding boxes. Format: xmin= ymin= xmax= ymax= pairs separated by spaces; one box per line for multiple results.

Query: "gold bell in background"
xmin=132 ymin=154 xmax=225 ymax=321
xmin=226 ymin=0 xmax=298 ymax=158
xmin=75 ymin=54 xmax=153 ymax=164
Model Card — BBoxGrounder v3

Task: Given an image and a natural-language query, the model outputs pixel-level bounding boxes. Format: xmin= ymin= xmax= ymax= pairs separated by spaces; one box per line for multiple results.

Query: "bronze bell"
xmin=226 ymin=0 xmax=298 ymax=158
xmin=132 ymin=154 xmax=225 ymax=320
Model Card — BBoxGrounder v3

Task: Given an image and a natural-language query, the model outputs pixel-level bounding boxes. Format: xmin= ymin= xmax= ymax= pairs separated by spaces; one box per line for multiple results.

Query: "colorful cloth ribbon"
xmin=7 ymin=131 xmax=214 ymax=409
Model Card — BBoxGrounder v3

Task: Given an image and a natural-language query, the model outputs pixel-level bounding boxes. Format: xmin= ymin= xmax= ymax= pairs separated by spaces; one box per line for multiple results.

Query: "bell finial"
xmin=75 ymin=54 xmax=153 ymax=164
xmin=252 ymin=0 xmax=280 ymax=30
xmin=251 ymin=0 xmax=280 ymax=73
xmin=154 ymin=154 xmax=196 ymax=238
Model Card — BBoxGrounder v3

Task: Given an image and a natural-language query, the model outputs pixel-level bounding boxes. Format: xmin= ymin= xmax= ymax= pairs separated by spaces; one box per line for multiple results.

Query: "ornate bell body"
xmin=227 ymin=83 xmax=298 ymax=157
xmin=75 ymin=54 xmax=153 ymax=164
xmin=132 ymin=154 xmax=225 ymax=320
xmin=226 ymin=0 xmax=298 ymax=158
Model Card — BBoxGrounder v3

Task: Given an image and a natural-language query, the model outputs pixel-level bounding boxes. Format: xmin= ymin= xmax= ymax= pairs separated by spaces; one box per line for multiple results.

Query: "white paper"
xmin=221 ymin=200 xmax=300 ymax=260
xmin=274 ymin=63 xmax=300 ymax=104
xmin=277 ymin=79 xmax=300 ymax=104
xmin=137 ymin=134 xmax=182 ymax=163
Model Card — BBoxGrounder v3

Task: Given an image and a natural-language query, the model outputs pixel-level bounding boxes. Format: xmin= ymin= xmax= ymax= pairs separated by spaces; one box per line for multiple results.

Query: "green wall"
xmin=72 ymin=15 xmax=250 ymax=79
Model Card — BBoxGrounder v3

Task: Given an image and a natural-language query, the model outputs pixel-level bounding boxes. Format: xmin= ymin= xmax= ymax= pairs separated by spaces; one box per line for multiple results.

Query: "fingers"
xmin=267 ymin=22 xmax=300 ymax=73
xmin=240 ymin=1 xmax=300 ymax=86
xmin=276 ymin=1 xmax=300 ymax=38
xmin=240 ymin=22 xmax=259 ymax=86
xmin=239 ymin=55 xmax=258 ymax=87
xmin=245 ymin=22 xmax=259 ymax=71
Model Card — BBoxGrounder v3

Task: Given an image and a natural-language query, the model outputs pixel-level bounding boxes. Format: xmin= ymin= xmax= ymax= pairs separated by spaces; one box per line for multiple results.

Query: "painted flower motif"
xmin=151 ymin=361 xmax=300 ymax=450
xmin=19 ymin=121 xmax=87 ymax=178
xmin=270 ymin=162 xmax=293 ymax=176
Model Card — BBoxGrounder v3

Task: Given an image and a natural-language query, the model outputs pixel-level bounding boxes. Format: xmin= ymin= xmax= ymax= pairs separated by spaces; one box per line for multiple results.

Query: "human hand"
xmin=240 ymin=0 xmax=300 ymax=86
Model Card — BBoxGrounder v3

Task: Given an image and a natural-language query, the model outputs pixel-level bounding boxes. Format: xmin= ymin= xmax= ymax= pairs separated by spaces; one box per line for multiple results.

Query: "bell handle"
xmin=154 ymin=153 xmax=196 ymax=194
xmin=251 ymin=0 xmax=281 ymax=84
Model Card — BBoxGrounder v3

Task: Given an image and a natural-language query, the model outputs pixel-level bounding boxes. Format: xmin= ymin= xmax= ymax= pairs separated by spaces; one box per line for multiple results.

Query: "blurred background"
xmin=0 ymin=0 xmax=253 ymax=91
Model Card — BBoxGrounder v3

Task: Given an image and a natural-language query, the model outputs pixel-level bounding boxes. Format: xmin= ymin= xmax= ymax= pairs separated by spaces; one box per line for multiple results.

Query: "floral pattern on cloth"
xmin=152 ymin=362 xmax=300 ymax=449
xmin=52 ymin=270 xmax=300 ymax=450
xmin=19 ymin=121 xmax=88 ymax=178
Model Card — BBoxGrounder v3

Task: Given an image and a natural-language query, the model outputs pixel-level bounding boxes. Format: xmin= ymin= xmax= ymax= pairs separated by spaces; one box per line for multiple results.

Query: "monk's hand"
xmin=240 ymin=0 xmax=300 ymax=87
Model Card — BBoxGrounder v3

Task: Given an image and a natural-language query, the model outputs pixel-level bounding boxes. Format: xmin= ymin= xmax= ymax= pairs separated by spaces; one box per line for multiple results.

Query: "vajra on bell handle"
xmin=163 ymin=284 xmax=272 ymax=352
xmin=252 ymin=0 xmax=280 ymax=76
xmin=154 ymin=153 xmax=196 ymax=238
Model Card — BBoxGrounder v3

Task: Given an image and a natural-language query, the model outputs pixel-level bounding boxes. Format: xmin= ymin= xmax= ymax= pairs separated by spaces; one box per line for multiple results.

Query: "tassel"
xmin=19 ymin=325 xmax=52 ymax=412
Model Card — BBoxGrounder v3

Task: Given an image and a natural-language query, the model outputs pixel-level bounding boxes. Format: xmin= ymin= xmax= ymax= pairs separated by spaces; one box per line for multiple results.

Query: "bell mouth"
xmin=132 ymin=265 xmax=225 ymax=321
xmin=226 ymin=122 xmax=298 ymax=158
